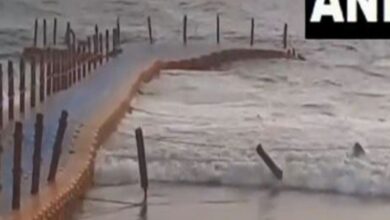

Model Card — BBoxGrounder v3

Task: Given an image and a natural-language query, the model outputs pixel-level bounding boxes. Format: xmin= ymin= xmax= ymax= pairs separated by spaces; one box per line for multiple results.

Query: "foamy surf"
xmin=94 ymin=59 xmax=390 ymax=198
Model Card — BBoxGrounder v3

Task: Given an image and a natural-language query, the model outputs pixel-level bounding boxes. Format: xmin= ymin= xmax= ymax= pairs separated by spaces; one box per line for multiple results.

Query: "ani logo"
xmin=306 ymin=0 xmax=390 ymax=38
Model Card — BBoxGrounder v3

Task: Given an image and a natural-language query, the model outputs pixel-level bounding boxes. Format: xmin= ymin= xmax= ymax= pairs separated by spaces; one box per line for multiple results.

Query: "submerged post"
xmin=250 ymin=17 xmax=254 ymax=46
xmin=47 ymin=110 xmax=68 ymax=182
xmin=283 ymin=23 xmax=288 ymax=49
xmin=33 ymin=19 xmax=38 ymax=47
xmin=99 ymin=33 xmax=103 ymax=64
xmin=46 ymin=51 xmax=52 ymax=96
xmin=117 ymin=17 xmax=120 ymax=46
xmin=256 ymin=144 xmax=283 ymax=180
xmin=135 ymin=128 xmax=148 ymax=201
xmin=53 ymin=18 xmax=57 ymax=45
xmin=8 ymin=61 xmax=14 ymax=121
xmin=147 ymin=16 xmax=153 ymax=44
xmin=12 ymin=122 xmax=23 ymax=210
xmin=19 ymin=58 xmax=25 ymax=114
xmin=217 ymin=14 xmax=220 ymax=44
xmin=87 ymin=36 xmax=91 ymax=73
xmin=183 ymin=15 xmax=187 ymax=45
xmin=31 ymin=113 xmax=43 ymax=194
xmin=30 ymin=58 xmax=36 ymax=107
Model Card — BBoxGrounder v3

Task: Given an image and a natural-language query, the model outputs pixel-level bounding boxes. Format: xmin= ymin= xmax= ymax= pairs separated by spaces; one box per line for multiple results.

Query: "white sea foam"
xmin=94 ymin=62 xmax=390 ymax=197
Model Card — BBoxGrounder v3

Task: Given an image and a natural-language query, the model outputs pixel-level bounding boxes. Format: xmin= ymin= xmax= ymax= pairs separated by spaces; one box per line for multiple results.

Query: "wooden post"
xmin=82 ymin=44 xmax=86 ymax=79
xmin=0 ymin=64 xmax=3 ymax=128
xmin=112 ymin=28 xmax=117 ymax=56
xmin=31 ymin=113 xmax=43 ymax=194
xmin=33 ymin=19 xmax=38 ymax=47
xmin=147 ymin=16 xmax=153 ymax=45
xmin=53 ymin=18 xmax=57 ymax=45
xmin=12 ymin=122 xmax=23 ymax=210
xmin=117 ymin=17 xmax=120 ymax=46
xmin=256 ymin=144 xmax=283 ymax=180
xmin=76 ymin=45 xmax=81 ymax=83
xmin=8 ymin=61 xmax=14 ymax=121
xmin=87 ymin=36 xmax=91 ymax=74
xmin=19 ymin=58 xmax=25 ymax=114
xmin=39 ymin=55 xmax=45 ymax=102
xmin=135 ymin=128 xmax=148 ymax=201
xmin=283 ymin=23 xmax=288 ymax=49
xmin=217 ymin=14 xmax=220 ymax=44
xmin=93 ymin=34 xmax=97 ymax=69
xmin=66 ymin=22 xmax=71 ymax=47
xmin=46 ymin=51 xmax=52 ymax=96
xmin=43 ymin=19 xmax=47 ymax=47
xmin=47 ymin=110 xmax=68 ymax=182
xmin=250 ymin=18 xmax=254 ymax=46
xmin=105 ymin=29 xmax=109 ymax=61
xmin=30 ymin=58 xmax=36 ymax=107
xmin=183 ymin=15 xmax=187 ymax=45
xmin=99 ymin=33 xmax=103 ymax=64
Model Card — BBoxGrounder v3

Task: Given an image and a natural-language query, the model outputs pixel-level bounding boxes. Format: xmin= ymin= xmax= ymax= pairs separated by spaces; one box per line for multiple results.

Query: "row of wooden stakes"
xmin=0 ymin=19 xmax=121 ymax=129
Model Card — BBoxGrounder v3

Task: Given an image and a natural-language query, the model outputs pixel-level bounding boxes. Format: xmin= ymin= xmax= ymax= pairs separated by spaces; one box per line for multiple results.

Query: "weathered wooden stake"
xmin=47 ymin=110 xmax=68 ymax=182
xmin=217 ymin=14 xmax=220 ymax=44
xmin=112 ymin=28 xmax=117 ymax=55
xmin=93 ymin=35 xmax=97 ymax=69
xmin=117 ymin=17 xmax=120 ymax=44
xmin=250 ymin=18 xmax=254 ymax=46
xmin=12 ymin=122 xmax=23 ymax=210
xmin=33 ymin=19 xmax=38 ymax=47
xmin=8 ymin=61 xmax=14 ymax=121
xmin=147 ymin=16 xmax=153 ymax=45
xmin=99 ymin=33 xmax=103 ymax=64
xmin=135 ymin=128 xmax=148 ymax=201
xmin=39 ymin=55 xmax=45 ymax=102
xmin=43 ymin=19 xmax=47 ymax=47
xmin=256 ymin=144 xmax=283 ymax=180
xmin=30 ymin=58 xmax=36 ymax=107
xmin=82 ymin=44 xmax=86 ymax=79
xmin=0 ymin=64 xmax=3 ymax=128
xmin=87 ymin=36 xmax=91 ymax=74
xmin=53 ymin=18 xmax=57 ymax=45
xmin=46 ymin=52 xmax=52 ymax=96
xmin=31 ymin=113 xmax=43 ymax=194
xmin=19 ymin=59 xmax=25 ymax=114
xmin=183 ymin=15 xmax=187 ymax=45
xmin=283 ymin=23 xmax=288 ymax=49
xmin=105 ymin=30 xmax=109 ymax=61
xmin=66 ymin=22 xmax=71 ymax=47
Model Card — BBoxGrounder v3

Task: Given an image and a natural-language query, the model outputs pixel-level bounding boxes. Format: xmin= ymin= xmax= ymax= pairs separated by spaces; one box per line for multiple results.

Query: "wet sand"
xmin=77 ymin=183 xmax=390 ymax=220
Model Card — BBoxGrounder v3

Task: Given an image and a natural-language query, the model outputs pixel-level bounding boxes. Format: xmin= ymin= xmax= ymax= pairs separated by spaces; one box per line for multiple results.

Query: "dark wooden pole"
xmin=135 ymin=128 xmax=148 ymax=201
xmin=283 ymin=23 xmax=288 ymax=49
xmin=0 ymin=64 xmax=3 ymax=128
xmin=183 ymin=15 xmax=187 ymax=45
xmin=33 ymin=19 xmax=38 ymax=47
xmin=19 ymin=59 xmax=25 ymax=114
xmin=217 ymin=14 xmax=220 ymax=44
xmin=43 ymin=19 xmax=47 ymax=47
xmin=250 ymin=18 xmax=254 ymax=46
xmin=39 ymin=55 xmax=45 ymax=102
xmin=31 ymin=113 xmax=43 ymax=194
xmin=47 ymin=110 xmax=68 ymax=182
xmin=46 ymin=51 xmax=52 ymax=96
xmin=117 ymin=17 xmax=120 ymax=45
xmin=66 ymin=22 xmax=71 ymax=47
xmin=30 ymin=58 xmax=36 ymax=107
xmin=105 ymin=29 xmax=109 ymax=61
xmin=53 ymin=18 xmax=57 ymax=45
xmin=93 ymin=34 xmax=97 ymax=69
xmin=12 ymin=122 xmax=23 ymax=210
xmin=99 ymin=33 xmax=103 ymax=65
xmin=256 ymin=144 xmax=283 ymax=180
xmin=8 ymin=61 xmax=14 ymax=121
xmin=87 ymin=36 xmax=91 ymax=74
xmin=147 ymin=16 xmax=153 ymax=45
xmin=82 ymin=44 xmax=86 ymax=79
